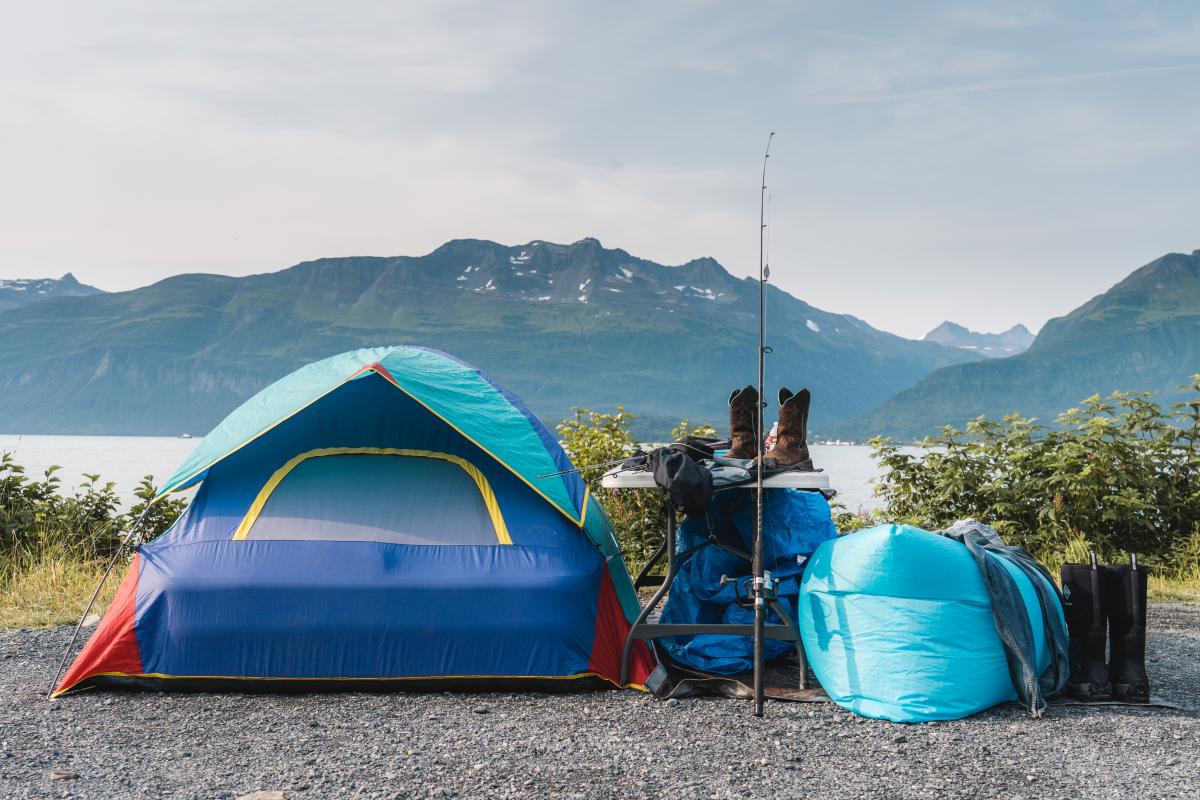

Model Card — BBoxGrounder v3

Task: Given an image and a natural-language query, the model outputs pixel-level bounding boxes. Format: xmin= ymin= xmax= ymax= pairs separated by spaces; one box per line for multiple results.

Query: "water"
xmin=0 ymin=435 xmax=887 ymax=511
xmin=808 ymin=444 xmax=885 ymax=511
xmin=0 ymin=434 xmax=202 ymax=505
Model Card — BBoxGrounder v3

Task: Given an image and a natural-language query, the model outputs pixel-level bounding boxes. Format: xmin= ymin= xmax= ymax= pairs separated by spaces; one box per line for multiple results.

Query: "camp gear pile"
xmin=56 ymin=358 xmax=1158 ymax=724
xmin=54 ymin=346 xmax=654 ymax=696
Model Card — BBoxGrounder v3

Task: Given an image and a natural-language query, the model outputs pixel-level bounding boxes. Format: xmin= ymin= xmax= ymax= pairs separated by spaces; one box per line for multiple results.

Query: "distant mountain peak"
xmin=926 ymin=321 xmax=970 ymax=337
xmin=849 ymin=248 xmax=1200 ymax=439
xmin=379 ymin=237 xmax=755 ymax=311
xmin=0 ymin=273 xmax=105 ymax=313
xmin=922 ymin=320 xmax=1035 ymax=358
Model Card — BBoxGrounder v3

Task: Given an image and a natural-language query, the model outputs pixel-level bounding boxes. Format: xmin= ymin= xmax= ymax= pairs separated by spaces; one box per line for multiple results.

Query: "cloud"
xmin=0 ymin=1 xmax=1197 ymax=341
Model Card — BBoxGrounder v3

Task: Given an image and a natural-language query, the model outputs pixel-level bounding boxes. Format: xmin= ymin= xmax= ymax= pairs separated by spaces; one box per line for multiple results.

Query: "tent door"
xmin=231 ymin=448 xmax=510 ymax=545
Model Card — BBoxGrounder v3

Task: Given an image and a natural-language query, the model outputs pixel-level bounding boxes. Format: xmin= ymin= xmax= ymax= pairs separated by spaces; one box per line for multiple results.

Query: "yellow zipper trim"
xmin=53 ymin=670 xmax=647 ymax=697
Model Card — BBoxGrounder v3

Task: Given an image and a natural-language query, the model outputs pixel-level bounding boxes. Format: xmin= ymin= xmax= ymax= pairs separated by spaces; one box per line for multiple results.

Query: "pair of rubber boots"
xmin=726 ymin=385 xmax=812 ymax=470
xmin=1060 ymin=553 xmax=1150 ymax=703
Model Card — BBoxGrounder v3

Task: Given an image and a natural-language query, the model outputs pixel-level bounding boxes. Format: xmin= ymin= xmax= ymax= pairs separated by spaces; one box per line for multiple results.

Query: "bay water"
xmin=0 ymin=435 xmax=887 ymax=511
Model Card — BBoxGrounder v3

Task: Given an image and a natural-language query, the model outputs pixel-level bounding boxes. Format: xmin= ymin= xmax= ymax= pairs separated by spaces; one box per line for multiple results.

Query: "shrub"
xmin=0 ymin=451 xmax=188 ymax=625
xmin=870 ymin=376 xmax=1200 ymax=581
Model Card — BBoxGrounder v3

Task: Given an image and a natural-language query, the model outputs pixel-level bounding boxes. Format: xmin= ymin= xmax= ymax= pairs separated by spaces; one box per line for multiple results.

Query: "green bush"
xmin=870 ymin=376 xmax=1200 ymax=581
xmin=0 ymin=451 xmax=185 ymax=581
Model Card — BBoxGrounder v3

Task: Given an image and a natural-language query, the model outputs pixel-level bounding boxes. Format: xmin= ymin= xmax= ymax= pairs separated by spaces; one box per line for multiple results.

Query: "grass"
xmin=0 ymin=555 xmax=119 ymax=628
xmin=0 ymin=552 xmax=1194 ymax=631
xmin=1 ymin=454 xmax=184 ymax=629
xmin=1149 ymin=573 xmax=1200 ymax=603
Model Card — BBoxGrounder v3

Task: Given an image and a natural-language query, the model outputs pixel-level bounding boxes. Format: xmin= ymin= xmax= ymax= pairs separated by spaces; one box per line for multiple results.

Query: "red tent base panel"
xmin=54 ymin=555 xmax=144 ymax=696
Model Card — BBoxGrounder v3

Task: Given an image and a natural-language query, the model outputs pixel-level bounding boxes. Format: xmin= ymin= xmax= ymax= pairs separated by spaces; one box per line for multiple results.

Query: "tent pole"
xmin=753 ymin=132 xmax=774 ymax=718
xmin=47 ymin=507 xmax=152 ymax=698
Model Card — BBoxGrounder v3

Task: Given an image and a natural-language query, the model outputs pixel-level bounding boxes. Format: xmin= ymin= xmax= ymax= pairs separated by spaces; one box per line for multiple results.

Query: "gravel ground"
xmin=2 ymin=604 xmax=1197 ymax=800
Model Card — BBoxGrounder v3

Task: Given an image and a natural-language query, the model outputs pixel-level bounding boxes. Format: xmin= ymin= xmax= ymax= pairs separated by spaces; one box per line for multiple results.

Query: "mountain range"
xmin=848 ymin=250 xmax=1200 ymax=438
xmin=922 ymin=321 xmax=1035 ymax=357
xmin=4 ymin=242 xmax=1196 ymax=441
xmin=0 ymin=238 xmax=978 ymax=437
xmin=0 ymin=273 xmax=104 ymax=312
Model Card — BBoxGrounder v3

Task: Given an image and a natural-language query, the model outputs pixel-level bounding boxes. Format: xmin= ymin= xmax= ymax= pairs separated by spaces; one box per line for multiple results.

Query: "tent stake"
xmin=47 ymin=507 xmax=152 ymax=698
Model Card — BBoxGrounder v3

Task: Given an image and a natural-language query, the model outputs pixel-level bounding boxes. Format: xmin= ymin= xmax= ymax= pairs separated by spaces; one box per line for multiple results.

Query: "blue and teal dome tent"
xmin=56 ymin=346 xmax=655 ymax=695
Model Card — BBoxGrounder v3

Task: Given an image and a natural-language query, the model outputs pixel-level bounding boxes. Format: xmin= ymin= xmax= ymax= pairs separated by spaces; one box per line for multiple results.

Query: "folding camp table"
xmin=601 ymin=468 xmax=832 ymax=691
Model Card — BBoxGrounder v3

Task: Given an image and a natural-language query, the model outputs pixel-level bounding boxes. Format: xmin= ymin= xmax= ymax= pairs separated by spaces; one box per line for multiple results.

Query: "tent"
xmin=54 ymin=346 xmax=654 ymax=695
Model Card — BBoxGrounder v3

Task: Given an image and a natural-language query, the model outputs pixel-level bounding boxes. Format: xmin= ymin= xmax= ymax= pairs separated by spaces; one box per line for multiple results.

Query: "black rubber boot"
xmin=1106 ymin=555 xmax=1150 ymax=703
xmin=1060 ymin=554 xmax=1111 ymax=700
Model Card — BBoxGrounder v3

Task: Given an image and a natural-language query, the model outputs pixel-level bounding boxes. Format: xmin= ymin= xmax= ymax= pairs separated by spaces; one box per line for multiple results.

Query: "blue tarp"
xmin=659 ymin=489 xmax=837 ymax=674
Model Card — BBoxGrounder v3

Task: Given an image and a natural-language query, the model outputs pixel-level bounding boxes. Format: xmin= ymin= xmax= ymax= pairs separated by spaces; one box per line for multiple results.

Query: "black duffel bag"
xmin=648 ymin=447 xmax=713 ymax=517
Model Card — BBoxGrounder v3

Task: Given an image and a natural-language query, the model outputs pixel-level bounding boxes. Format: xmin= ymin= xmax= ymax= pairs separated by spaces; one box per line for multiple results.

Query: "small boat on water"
xmin=178 ymin=433 xmax=192 ymax=439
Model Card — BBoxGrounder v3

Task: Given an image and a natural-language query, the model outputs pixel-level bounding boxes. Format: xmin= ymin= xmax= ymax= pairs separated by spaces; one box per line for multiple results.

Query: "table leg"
xmin=633 ymin=537 xmax=668 ymax=590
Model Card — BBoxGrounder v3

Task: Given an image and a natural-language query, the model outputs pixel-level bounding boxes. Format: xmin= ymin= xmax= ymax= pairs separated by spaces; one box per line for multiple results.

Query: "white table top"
xmin=601 ymin=468 xmax=831 ymax=490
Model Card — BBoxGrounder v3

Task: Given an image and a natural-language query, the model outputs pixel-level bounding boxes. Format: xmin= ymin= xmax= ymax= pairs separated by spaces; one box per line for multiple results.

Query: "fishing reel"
xmin=721 ymin=570 xmax=778 ymax=609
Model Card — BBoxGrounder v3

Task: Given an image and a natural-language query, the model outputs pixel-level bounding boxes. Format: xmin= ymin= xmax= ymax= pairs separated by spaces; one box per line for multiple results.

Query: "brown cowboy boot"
xmin=726 ymin=385 xmax=760 ymax=460
xmin=769 ymin=387 xmax=813 ymax=470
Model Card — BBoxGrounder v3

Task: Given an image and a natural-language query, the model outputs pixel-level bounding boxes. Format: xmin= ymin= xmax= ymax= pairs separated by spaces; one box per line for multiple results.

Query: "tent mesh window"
xmin=233 ymin=451 xmax=509 ymax=545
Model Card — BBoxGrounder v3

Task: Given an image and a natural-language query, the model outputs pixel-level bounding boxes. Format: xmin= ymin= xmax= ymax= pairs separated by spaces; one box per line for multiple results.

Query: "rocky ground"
xmin=2 ymin=605 xmax=1197 ymax=800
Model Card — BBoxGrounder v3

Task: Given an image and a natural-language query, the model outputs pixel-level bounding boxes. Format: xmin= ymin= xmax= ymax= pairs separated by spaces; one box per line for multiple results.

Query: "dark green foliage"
xmin=870 ymin=377 xmax=1200 ymax=579
xmin=851 ymin=250 xmax=1200 ymax=439
xmin=0 ymin=452 xmax=185 ymax=576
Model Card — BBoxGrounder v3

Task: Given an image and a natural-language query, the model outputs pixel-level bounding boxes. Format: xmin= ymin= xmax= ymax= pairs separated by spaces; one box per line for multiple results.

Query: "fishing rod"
xmin=537 ymin=434 xmax=747 ymax=480
xmin=537 ymin=454 xmax=646 ymax=480
xmin=753 ymin=131 xmax=774 ymax=718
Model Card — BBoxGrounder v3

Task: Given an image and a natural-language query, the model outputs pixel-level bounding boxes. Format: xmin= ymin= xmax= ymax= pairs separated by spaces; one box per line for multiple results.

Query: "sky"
xmin=1 ymin=1 xmax=1197 ymax=339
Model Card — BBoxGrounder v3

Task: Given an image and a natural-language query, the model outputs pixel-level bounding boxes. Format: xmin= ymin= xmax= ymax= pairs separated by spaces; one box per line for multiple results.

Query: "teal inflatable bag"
xmin=798 ymin=523 xmax=1060 ymax=723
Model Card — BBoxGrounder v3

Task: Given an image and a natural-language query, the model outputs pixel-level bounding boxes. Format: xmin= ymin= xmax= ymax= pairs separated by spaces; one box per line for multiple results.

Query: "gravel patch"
xmin=1 ymin=605 xmax=1197 ymax=799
